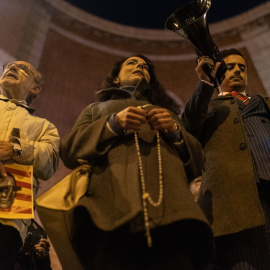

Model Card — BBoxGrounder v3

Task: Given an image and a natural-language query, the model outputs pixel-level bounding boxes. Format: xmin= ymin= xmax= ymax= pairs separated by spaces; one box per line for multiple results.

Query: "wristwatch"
xmin=11 ymin=142 xmax=22 ymax=156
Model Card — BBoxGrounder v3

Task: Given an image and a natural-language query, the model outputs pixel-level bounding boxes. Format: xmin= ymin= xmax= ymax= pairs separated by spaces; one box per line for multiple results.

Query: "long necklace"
xmin=134 ymin=130 xmax=164 ymax=247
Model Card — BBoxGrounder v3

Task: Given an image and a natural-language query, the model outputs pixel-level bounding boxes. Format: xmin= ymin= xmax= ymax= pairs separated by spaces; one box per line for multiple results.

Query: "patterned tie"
xmin=227 ymin=91 xmax=250 ymax=105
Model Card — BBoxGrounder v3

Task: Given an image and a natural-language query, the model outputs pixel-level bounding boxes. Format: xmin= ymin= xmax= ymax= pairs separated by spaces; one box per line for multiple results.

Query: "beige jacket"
xmin=0 ymin=96 xmax=60 ymax=237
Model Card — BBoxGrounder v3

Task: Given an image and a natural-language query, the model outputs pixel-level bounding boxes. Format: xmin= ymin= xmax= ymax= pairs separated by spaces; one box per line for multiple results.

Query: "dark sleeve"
xmin=182 ymin=81 xmax=215 ymax=138
xmin=172 ymin=120 xmax=205 ymax=182
xmin=164 ymin=113 xmax=205 ymax=182
xmin=60 ymin=104 xmax=119 ymax=169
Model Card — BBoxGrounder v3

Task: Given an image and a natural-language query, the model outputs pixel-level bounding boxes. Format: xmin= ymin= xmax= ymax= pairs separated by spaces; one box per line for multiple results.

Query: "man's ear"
xmin=31 ymin=84 xmax=41 ymax=95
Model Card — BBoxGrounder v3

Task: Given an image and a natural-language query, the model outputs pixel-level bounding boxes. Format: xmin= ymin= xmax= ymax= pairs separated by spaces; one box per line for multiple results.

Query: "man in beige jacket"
xmin=0 ymin=61 xmax=59 ymax=269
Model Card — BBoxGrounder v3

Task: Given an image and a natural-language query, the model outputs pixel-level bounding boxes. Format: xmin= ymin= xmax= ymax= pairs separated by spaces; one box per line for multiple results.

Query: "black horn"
xmin=165 ymin=0 xmax=227 ymax=86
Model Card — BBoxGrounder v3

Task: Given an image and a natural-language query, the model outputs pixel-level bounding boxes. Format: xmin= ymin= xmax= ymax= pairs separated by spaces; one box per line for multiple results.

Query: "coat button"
xmin=240 ymin=143 xmax=246 ymax=150
xmin=234 ymin=118 xmax=239 ymax=124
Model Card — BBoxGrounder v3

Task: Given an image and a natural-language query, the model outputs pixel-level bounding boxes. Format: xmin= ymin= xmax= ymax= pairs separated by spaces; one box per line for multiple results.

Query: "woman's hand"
xmin=115 ymin=106 xmax=147 ymax=132
xmin=147 ymin=108 xmax=178 ymax=133
xmin=189 ymin=177 xmax=202 ymax=202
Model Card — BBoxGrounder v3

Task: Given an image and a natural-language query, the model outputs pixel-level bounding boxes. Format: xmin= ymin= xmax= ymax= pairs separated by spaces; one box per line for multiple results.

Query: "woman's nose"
xmin=137 ymin=62 xmax=143 ymax=69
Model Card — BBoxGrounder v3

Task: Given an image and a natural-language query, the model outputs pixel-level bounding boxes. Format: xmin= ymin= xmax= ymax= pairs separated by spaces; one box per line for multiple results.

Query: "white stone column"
xmin=0 ymin=49 xmax=16 ymax=68
xmin=15 ymin=0 xmax=52 ymax=68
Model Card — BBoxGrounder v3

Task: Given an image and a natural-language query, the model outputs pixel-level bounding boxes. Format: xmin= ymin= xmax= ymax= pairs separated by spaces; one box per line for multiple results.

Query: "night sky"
xmin=64 ymin=0 xmax=268 ymax=29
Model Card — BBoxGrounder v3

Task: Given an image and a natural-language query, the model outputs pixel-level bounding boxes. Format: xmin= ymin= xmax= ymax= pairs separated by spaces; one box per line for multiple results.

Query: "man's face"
xmin=115 ymin=57 xmax=151 ymax=87
xmin=220 ymin=54 xmax=247 ymax=92
xmin=0 ymin=61 xmax=38 ymax=101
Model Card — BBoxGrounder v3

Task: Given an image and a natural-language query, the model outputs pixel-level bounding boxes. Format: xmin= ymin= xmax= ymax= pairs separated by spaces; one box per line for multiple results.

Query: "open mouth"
xmin=5 ymin=72 xmax=17 ymax=79
xmin=133 ymin=71 xmax=144 ymax=76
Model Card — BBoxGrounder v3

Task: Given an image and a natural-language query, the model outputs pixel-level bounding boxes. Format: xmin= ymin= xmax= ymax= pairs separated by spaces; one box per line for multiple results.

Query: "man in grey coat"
xmin=183 ymin=48 xmax=270 ymax=269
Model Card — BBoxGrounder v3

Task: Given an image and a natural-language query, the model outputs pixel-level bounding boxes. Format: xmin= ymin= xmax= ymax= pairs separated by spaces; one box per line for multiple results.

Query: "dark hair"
xmin=98 ymin=54 xmax=180 ymax=115
xmin=221 ymin=49 xmax=246 ymax=62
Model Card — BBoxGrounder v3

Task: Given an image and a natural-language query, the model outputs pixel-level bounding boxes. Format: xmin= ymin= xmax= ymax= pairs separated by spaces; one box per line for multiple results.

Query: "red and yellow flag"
xmin=0 ymin=164 xmax=33 ymax=219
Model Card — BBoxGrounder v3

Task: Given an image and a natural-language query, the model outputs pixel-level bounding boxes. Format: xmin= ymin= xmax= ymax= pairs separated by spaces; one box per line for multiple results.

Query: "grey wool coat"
xmin=183 ymin=81 xmax=270 ymax=237
xmin=60 ymin=79 xmax=212 ymax=235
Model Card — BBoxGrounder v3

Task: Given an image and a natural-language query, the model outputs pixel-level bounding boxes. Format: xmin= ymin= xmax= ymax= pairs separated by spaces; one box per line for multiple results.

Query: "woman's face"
xmin=115 ymin=57 xmax=151 ymax=87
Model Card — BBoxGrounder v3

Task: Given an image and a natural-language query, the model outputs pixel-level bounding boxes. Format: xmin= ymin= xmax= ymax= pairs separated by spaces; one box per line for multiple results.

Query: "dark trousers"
xmin=213 ymin=182 xmax=270 ymax=270
xmin=0 ymin=223 xmax=23 ymax=270
xmin=71 ymin=207 xmax=213 ymax=270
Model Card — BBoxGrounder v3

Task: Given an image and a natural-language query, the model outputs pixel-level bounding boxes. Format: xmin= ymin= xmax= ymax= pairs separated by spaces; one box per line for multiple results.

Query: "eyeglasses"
xmin=2 ymin=63 xmax=36 ymax=80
